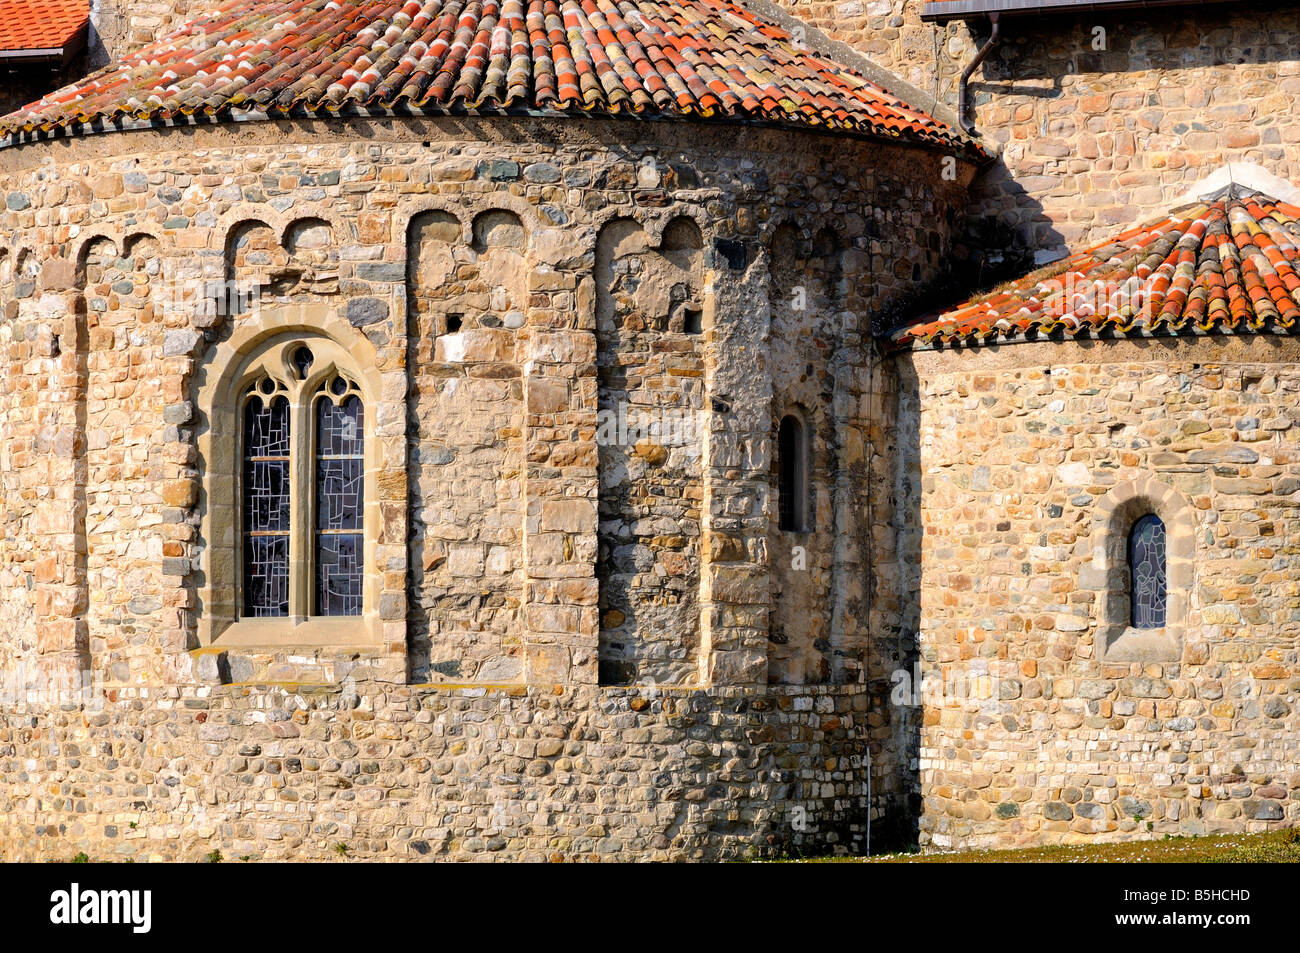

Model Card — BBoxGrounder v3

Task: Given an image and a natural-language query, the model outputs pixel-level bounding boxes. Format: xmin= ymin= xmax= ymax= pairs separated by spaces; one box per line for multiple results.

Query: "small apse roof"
xmin=895 ymin=176 xmax=1300 ymax=349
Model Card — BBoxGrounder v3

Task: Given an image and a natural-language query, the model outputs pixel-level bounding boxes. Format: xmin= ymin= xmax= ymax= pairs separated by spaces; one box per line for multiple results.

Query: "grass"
xmin=861 ymin=828 xmax=1300 ymax=863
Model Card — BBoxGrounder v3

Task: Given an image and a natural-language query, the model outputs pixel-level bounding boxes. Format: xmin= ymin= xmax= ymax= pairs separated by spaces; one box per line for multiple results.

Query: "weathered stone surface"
xmin=346 ymin=296 xmax=389 ymax=327
xmin=0 ymin=116 xmax=969 ymax=862
xmin=760 ymin=0 xmax=1300 ymax=267
xmin=908 ymin=349 xmax=1300 ymax=851
xmin=8 ymin=5 xmax=1300 ymax=861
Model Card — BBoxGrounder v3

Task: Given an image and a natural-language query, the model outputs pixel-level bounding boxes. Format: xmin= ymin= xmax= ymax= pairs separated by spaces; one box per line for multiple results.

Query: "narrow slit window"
xmin=778 ymin=413 xmax=810 ymax=532
xmin=1128 ymin=513 xmax=1167 ymax=629
xmin=315 ymin=376 xmax=364 ymax=616
xmin=242 ymin=384 xmax=291 ymax=617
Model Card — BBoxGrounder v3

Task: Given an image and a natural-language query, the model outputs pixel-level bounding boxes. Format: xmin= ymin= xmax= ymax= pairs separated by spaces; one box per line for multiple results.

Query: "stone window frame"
xmin=1090 ymin=474 xmax=1194 ymax=662
xmin=195 ymin=306 xmax=384 ymax=649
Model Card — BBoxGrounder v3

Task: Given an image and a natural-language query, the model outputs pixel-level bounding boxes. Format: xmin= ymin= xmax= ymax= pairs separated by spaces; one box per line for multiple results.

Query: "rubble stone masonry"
xmin=895 ymin=337 xmax=1300 ymax=849
xmin=764 ymin=0 xmax=1300 ymax=275
xmin=0 ymin=116 xmax=971 ymax=859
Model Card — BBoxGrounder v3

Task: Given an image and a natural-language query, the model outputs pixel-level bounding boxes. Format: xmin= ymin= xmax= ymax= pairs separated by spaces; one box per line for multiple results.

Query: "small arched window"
xmin=1128 ymin=513 xmax=1167 ymax=629
xmin=777 ymin=413 xmax=811 ymax=532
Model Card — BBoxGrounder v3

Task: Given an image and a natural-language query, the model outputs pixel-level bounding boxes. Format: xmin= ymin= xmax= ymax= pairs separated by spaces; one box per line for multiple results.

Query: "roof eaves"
xmin=0 ymin=0 xmax=983 ymax=157
xmin=889 ymin=180 xmax=1300 ymax=351
xmin=0 ymin=100 xmax=991 ymax=158
xmin=0 ymin=4 xmax=88 ymax=60
xmin=891 ymin=321 xmax=1300 ymax=355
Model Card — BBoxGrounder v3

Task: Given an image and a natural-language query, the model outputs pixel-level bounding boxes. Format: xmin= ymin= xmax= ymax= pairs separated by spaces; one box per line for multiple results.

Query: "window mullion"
xmin=289 ymin=392 xmax=311 ymax=623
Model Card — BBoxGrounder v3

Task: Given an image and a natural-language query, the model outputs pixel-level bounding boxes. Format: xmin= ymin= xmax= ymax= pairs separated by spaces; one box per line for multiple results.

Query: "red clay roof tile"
xmin=893 ymin=187 xmax=1300 ymax=349
xmin=0 ymin=0 xmax=88 ymax=54
xmin=0 ymin=0 xmax=980 ymax=155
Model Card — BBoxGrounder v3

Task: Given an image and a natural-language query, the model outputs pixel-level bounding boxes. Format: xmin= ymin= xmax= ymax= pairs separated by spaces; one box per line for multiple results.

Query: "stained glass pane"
xmin=243 ymin=536 xmax=290 ymax=617
xmin=246 ymin=388 xmax=290 ymax=456
xmin=243 ymin=393 xmax=291 ymax=617
xmin=317 ymin=458 xmax=363 ymax=531
xmin=318 ymin=393 xmax=363 ymax=457
xmin=317 ymin=534 xmax=362 ymax=616
xmin=315 ymin=390 xmax=363 ymax=616
xmin=1128 ymin=514 xmax=1167 ymax=629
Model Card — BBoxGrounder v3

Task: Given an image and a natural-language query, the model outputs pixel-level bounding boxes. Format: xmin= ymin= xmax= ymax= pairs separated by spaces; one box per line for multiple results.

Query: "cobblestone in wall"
xmin=0 ymin=680 xmax=869 ymax=861
xmin=0 ymin=117 xmax=974 ymax=857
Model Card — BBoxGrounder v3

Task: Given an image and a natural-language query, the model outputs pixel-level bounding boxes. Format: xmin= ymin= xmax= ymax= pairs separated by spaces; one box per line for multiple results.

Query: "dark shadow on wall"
xmin=859 ymin=346 xmax=926 ymax=854
xmin=958 ymin=161 xmax=1066 ymax=292
xmin=856 ymin=147 xmax=1065 ymax=852
xmin=867 ymin=182 xmax=1051 ymax=846
xmin=949 ymin=0 xmax=1300 ymax=295
xmin=874 ymin=156 xmax=1061 ymax=341
xmin=860 ymin=149 xmax=1057 ymax=845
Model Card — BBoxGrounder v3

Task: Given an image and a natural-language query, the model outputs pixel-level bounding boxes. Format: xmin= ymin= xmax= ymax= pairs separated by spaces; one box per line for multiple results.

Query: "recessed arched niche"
xmin=403 ymin=204 xmax=526 ymax=683
xmin=762 ymin=222 xmax=844 ymax=685
xmin=594 ymin=215 xmax=707 ymax=686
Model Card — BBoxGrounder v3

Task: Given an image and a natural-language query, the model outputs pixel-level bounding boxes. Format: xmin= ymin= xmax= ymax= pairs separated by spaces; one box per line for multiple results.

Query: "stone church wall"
xmin=88 ymin=0 xmax=206 ymax=66
xmin=896 ymin=337 xmax=1300 ymax=849
xmin=762 ymin=0 xmax=1300 ymax=278
xmin=406 ymin=208 xmax=528 ymax=684
xmin=595 ymin=215 xmax=707 ymax=686
xmin=0 ymin=679 xmax=870 ymax=862
xmin=0 ymin=117 xmax=972 ymax=859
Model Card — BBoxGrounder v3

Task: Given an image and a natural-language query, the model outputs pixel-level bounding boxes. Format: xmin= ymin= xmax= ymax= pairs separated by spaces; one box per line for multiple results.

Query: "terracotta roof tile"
xmin=0 ymin=0 xmax=88 ymax=54
xmin=0 ymin=0 xmax=980 ymax=155
xmin=893 ymin=187 xmax=1300 ymax=349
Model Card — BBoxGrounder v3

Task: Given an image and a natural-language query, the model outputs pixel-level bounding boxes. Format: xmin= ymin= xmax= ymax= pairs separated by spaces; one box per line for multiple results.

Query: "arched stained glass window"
xmin=243 ymin=380 xmax=292 ymax=617
xmin=1128 ymin=513 xmax=1167 ymax=629
xmin=315 ymin=376 xmax=364 ymax=616
xmin=237 ymin=352 xmax=365 ymax=621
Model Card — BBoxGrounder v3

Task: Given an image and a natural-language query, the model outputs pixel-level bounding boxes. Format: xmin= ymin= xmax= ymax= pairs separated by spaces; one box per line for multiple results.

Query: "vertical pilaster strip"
xmin=832 ymin=248 xmax=871 ymax=685
xmin=159 ymin=245 xmax=206 ymax=678
xmin=522 ymin=269 xmax=598 ymax=686
xmin=700 ymin=258 xmax=770 ymax=686
xmin=35 ymin=257 xmax=89 ymax=697
xmin=374 ymin=265 xmax=409 ymax=679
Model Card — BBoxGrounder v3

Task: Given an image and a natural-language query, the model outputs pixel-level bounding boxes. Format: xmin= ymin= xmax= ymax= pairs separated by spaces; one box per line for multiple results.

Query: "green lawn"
xmin=860 ymin=828 xmax=1300 ymax=863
